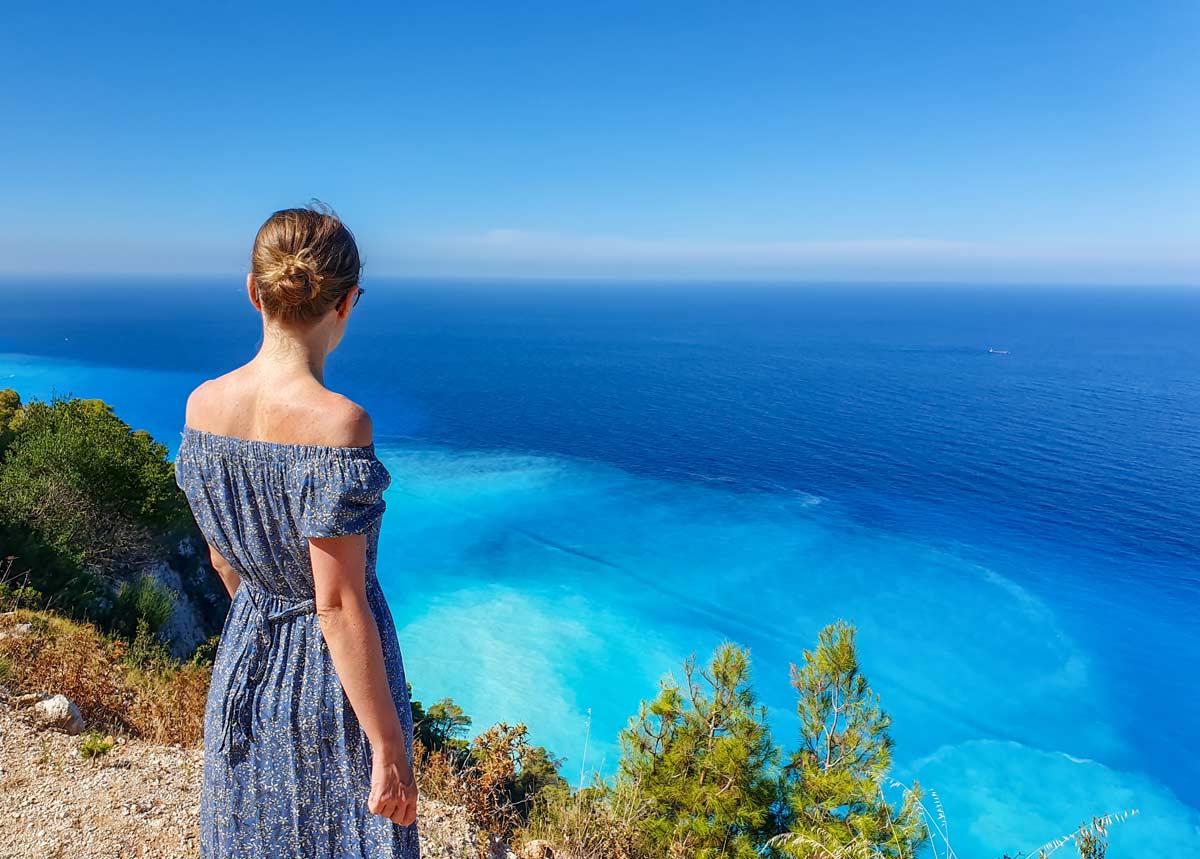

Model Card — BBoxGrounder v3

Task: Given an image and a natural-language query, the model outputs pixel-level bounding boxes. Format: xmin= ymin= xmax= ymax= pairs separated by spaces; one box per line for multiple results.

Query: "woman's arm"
xmin=207 ymin=543 xmax=241 ymax=598
xmin=310 ymin=533 xmax=418 ymax=828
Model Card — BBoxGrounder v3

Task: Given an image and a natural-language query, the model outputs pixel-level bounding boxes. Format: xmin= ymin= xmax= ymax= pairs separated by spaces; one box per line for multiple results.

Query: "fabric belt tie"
xmin=218 ymin=586 xmax=317 ymax=764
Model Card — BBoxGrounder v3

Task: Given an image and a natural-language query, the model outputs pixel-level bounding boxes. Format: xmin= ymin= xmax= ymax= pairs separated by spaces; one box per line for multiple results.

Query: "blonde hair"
xmin=251 ymin=202 xmax=362 ymax=322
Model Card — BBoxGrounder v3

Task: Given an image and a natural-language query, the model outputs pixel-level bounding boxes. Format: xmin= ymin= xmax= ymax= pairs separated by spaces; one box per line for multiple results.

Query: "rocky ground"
xmin=0 ymin=699 xmax=512 ymax=859
xmin=0 ymin=699 xmax=202 ymax=858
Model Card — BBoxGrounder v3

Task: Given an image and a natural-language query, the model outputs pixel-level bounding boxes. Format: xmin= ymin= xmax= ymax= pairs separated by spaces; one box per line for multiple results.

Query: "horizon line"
xmin=1 ymin=271 xmax=1198 ymax=290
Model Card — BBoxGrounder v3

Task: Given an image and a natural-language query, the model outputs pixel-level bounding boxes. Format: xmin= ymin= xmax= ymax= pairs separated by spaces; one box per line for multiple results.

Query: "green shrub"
xmin=190 ymin=634 xmax=221 ymax=667
xmin=0 ymin=390 xmax=189 ymax=626
xmin=0 ymin=388 xmax=20 ymax=453
xmin=0 ymin=576 xmax=43 ymax=611
xmin=124 ymin=616 xmax=174 ymax=670
xmin=108 ymin=576 xmax=175 ymax=641
xmin=0 ymin=392 xmax=186 ymax=534
xmin=79 ymin=730 xmax=115 ymax=759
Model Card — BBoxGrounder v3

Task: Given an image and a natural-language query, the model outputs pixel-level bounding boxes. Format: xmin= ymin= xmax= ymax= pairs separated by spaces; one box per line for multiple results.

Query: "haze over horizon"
xmin=4 ymin=2 xmax=1198 ymax=284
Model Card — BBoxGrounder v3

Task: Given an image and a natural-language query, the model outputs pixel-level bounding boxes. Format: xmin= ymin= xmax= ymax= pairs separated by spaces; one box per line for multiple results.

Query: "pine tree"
xmin=415 ymin=696 xmax=472 ymax=752
xmin=619 ymin=642 xmax=777 ymax=859
xmin=777 ymin=621 xmax=927 ymax=859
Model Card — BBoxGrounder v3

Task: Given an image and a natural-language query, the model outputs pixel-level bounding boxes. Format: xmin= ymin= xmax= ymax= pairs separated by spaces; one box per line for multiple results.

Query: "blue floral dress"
xmin=174 ymin=425 xmax=420 ymax=858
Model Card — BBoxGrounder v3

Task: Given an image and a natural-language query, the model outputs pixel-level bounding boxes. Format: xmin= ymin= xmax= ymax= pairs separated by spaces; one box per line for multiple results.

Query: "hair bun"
xmin=259 ymin=246 xmax=323 ymax=308
xmin=250 ymin=203 xmax=362 ymax=322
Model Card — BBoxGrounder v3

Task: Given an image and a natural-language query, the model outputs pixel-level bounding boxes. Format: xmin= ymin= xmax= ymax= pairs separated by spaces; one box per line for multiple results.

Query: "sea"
xmin=2 ymin=277 xmax=1198 ymax=856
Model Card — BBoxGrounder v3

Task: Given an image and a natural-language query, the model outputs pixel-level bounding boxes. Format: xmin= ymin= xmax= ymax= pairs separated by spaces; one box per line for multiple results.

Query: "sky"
xmin=2 ymin=1 xmax=1198 ymax=283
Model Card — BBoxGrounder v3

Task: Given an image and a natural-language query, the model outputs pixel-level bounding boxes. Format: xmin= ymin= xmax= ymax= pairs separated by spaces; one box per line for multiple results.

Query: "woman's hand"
xmin=367 ymin=747 xmax=418 ymax=827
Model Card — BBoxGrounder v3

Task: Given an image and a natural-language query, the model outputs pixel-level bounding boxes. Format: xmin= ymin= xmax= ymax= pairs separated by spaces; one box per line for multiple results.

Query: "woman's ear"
xmin=247 ymin=273 xmax=262 ymax=310
xmin=336 ymin=286 xmax=356 ymax=320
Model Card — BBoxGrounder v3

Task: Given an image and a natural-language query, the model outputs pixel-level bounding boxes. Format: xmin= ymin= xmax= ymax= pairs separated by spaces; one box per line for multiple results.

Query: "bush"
xmin=123 ymin=657 xmax=211 ymax=746
xmin=413 ymin=742 xmax=461 ymax=805
xmin=0 ymin=392 xmax=186 ymax=535
xmin=0 ymin=390 xmax=189 ymax=626
xmin=79 ymin=731 xmax=115 ymax=759
xmin=409 ymin=713 xmax=568 ymax=851
xmin=108 ymin=576 xmax=175 ymax=642
xmin=522 ymin=781 xmax=652 ymax=859
xmin=190 ymin=634 xmax=221 ymax=667
xmin=0 ymin=554 xmax=43 ymax=610
xmin=123 ymin=616 xmax=174 ymax=670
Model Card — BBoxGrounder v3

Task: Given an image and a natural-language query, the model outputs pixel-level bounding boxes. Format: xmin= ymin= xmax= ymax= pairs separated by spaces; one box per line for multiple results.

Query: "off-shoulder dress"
xmin=174 ymin=425 xmax=419 ymax=858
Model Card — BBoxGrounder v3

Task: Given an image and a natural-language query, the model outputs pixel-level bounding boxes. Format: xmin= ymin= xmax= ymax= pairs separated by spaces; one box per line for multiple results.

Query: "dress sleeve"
xmin=296 ymin=453 xmax=392 ymax=539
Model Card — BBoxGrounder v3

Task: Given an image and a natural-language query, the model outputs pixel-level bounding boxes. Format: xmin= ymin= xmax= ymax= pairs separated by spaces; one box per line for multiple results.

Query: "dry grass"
xmin=0 ymin=609 xmax=209 ymax=745
xmin=519 ymin=780 xmax=652 ymax=859
xmin=413 ymin=742 xmax=461 ymax=804
xmin=1025 ymin=809 xmax=1140 ymax=859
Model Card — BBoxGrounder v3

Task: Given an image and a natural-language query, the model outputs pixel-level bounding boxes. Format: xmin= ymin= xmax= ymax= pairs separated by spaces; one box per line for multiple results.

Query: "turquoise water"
xmin=3 ymin=278 xmax=1198 ymax=855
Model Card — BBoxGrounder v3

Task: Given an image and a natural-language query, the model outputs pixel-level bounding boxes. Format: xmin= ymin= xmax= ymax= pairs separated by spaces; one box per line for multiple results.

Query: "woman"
xmin=174 ymin=204 xmax=420 ymax=857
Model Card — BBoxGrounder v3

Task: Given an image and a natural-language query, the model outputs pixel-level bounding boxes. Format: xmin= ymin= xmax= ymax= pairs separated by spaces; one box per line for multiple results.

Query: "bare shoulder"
xmin=182 ymin=368 xmax=373 ymax=447
xmin=310 ymin=390 xmax=375 ymax=448
xmin=183 ymin=376 xmax=228 ymax=428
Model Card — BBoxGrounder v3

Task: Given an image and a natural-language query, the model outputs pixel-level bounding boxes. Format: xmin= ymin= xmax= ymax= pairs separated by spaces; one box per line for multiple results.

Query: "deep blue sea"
xmin=3 ymin=278 xmax=1198 ymax=855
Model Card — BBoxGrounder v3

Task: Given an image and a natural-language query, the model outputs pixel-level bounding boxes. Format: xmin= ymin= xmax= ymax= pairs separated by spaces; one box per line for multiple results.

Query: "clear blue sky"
xmin=3 ymin=2 xmax=1198 ymax=283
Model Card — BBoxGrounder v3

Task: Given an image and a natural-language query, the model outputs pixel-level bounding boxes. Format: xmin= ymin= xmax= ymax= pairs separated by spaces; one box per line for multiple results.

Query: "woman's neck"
xmin=254 ymin=323 xmax=329 ymax=384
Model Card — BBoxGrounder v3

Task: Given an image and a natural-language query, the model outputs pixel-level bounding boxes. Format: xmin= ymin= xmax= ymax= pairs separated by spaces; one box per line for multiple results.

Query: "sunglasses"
xmin=350 ymin=286 xmax=366 ymax=308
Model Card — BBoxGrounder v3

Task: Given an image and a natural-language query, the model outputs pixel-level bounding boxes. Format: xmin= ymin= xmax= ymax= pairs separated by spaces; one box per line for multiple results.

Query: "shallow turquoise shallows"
xmin=174 ymin=425 xmax=419 ymax=859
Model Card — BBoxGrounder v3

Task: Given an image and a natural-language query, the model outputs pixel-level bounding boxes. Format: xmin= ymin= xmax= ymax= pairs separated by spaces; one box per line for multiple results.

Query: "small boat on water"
xmin=988 ymin=347 xmax=1010 ymax=355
